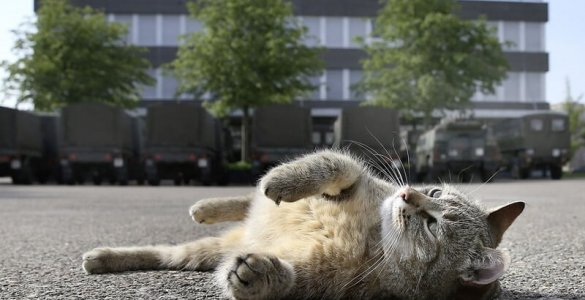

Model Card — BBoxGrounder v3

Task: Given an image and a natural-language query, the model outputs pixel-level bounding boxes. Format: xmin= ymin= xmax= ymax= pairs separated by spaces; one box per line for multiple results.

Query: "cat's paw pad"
xmin=189 ymin=201 xmax=218 ymax=224
xmin=226 ymin=253 xmax=292 ymax=299
xmin=82 ymin=248 xmax=113 ymax=274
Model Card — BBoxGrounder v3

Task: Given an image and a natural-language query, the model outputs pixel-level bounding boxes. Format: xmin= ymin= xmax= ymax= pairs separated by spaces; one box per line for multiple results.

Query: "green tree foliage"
xmin=169 ymin=0 xmax=323 ymax=161
xmin=561 ymin=79 xmax=585 ymax=157
xmin=359 ymin=0 xmax=508 ymax=123
xmin=1 ymin=0 xmax=154 ymax=111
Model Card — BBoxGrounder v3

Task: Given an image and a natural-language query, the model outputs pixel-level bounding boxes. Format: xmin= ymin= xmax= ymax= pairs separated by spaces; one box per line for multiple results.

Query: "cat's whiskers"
xmin=347 ymin=140 xmax=406 ymax=187
xmin=367 ymin=130 xmax=409 ymax=187
xmin=468 ymin=167 xmax=503 ymax=196
xmin=338 ymin=225 xmax=403 ymax=296
xmin=347 ymin=141 xmax=404 ymax=186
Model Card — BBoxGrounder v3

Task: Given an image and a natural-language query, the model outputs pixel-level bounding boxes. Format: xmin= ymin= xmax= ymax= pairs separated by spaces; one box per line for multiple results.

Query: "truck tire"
xmin=92 ymin=173 xmax=103 ymax=185
xmin=12 ymin=158 xmax=34 ymax=185
xmin=174 ymin=174 xmax=183 ymax=186
xmin=519 ymin=167 xmax=531 ymax=179
xmin=113 ymin=165 xmax=128 ymax=186
xmin=550 ymin=165 xmax=563 ymax=180
xmin=148 ymin=175 xmax=160 ymax=186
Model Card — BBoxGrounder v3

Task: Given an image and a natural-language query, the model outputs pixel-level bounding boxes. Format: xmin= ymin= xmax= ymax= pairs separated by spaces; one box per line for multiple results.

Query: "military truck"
xmin=251 ymin=104 xmax=313 ymax=175
xmin=415 ymin=119 xmax=501 ymax=183
xmin=143 ymin=103 xmax=228 ymax=186
xmin=490 ymin=111 xmax=570 ymax=180
xmin=58 ymin=103 xmax=139 ymax=185
xmin=0 ymin=107 xmax=43 ymax=184
xmin=333 ymin=107 xmax=404 ymax=181
xmin=37 ymin=114 xmax=60 ymax=183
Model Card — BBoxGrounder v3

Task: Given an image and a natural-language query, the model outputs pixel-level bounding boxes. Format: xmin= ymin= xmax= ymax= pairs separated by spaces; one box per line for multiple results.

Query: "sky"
xmin=0 ymin=1 xmax=584 ymax=109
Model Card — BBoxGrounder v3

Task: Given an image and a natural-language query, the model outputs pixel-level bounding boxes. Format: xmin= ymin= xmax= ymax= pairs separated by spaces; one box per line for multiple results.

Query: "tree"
xmin=359 ymin=0 xmax=508 ymax=124
xmin=169 ymin=0 xmax=323 ymax=162
xmin=561 ymin=79 xmax=585 ymax=157
xmin=1 ymin=0 xmax=154 ymax=111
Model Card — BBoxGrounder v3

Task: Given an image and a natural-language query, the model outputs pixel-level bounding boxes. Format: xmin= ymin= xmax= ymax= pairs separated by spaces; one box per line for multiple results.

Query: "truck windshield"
xmin=444 ymin=132 xmax=486 ymax=158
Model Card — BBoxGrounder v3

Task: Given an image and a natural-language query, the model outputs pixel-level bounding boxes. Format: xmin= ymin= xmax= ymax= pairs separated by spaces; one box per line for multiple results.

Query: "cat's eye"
xmin=428 ymin=188 xmax=442 ymax=198
xmin=427 ymin=216 xmax=438 ymax=236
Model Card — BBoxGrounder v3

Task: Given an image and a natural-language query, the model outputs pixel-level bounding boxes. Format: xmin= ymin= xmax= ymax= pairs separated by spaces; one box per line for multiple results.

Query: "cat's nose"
xmin=399 ymin=187 xmax=422 ymax=208
xmin=400 ymin=189 xmax=409 ymax=202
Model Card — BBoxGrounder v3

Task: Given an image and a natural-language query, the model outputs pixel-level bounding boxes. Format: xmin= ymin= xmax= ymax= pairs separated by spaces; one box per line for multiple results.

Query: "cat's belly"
xmin=243 ymin=194 xmax=380 ymax=265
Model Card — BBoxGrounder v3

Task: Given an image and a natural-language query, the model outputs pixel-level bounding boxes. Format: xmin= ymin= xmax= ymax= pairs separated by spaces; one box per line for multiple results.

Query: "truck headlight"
xmin=552 ymin=149 xmax=561 ymax=157
xmin=10 ymin=159 xmax=21 ymax=170
xmin=113 ymin=158 xmax=124 ymax=168
xmin=475 ymin=148 xmax=485 ymax=157
xmin=198 ymin=158 xmax=209 ymax=168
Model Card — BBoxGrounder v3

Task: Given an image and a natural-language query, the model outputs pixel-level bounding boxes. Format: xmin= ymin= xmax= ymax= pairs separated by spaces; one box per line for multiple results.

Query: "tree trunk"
xmin=240 ymin=106 xmax=250 ymax=162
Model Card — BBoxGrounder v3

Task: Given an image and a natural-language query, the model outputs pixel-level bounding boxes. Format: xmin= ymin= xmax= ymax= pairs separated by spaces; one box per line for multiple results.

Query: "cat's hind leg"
xmin=190 ymin=194 xmax=253 ymax=224
xmin=83 ymin=227 xmax=244 ymax=274
xmin=216 ymin=253 xmax=295 ymax=300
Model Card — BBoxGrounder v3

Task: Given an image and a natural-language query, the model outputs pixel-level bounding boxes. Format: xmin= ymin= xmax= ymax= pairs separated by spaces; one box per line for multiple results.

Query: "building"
xmin=35 ymin=0 xmax=549 ymax=145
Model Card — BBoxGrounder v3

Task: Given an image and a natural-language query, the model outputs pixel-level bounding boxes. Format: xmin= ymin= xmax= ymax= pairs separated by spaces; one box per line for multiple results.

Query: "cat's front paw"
xmin=82 ymin=247 xmax=114 ymax=274
xmin=225 ymin=253 xmax=294 ymax=300
xmin=189 ymin=200 xmax=219 ymax=224
xmin=261 ymin=169 xmax=317 ymax=205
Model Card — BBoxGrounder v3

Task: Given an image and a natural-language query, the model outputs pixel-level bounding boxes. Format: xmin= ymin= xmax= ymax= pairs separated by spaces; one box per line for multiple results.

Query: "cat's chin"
xmin=380 ymin=196 xmax=402 ymax=235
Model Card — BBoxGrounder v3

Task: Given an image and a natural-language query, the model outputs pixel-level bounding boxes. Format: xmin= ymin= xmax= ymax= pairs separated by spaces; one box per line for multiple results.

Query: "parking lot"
xmin=0 ymin=179 xmax=584 ymax=299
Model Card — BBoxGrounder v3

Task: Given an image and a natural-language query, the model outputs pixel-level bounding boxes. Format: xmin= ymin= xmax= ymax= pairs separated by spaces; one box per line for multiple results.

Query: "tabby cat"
xmin=82 ymin=150 xmax=524 ymax=300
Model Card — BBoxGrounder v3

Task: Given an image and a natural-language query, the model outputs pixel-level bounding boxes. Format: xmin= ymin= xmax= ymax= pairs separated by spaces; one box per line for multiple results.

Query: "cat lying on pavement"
xmin=82 ymin=150 xmax=524 ymax=300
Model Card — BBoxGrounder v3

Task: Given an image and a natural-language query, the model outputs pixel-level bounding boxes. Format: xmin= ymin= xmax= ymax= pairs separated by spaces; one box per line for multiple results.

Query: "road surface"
xmin=0 ymin=180 xmax=583 ymax=299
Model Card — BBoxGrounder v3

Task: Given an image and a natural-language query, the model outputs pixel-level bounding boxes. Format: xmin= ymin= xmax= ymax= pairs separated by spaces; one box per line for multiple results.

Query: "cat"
xmin=82 ymin=149 xmax=524 ymax=300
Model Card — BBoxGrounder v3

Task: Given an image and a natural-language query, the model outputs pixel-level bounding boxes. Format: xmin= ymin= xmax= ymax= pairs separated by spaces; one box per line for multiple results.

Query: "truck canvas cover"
xmin=334 ymin=107 xmax=400 ymax=153
xmin=60 ymin=103 xmax=134 ymax=152
xmin=146 ymin=103 xmax=218 ymax=150
xmin=0 ymin=107 xmax=42 ymax=155
xmin=252 ymin=104 xmax=312 ymax=148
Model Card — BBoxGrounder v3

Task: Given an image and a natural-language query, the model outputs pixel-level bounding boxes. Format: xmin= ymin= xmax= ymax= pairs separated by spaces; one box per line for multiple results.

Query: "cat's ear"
xmin=487 ymin=201 xmax=525 ymax=246
xmin=461 ymin=248 xmax=511 ymax=285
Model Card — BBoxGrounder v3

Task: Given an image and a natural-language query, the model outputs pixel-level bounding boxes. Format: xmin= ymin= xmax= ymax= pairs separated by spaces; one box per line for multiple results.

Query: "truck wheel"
xmin=116 ymin=167 xmax=129 ymax=186
xmin=174 ymin=175 xmax=183 ymax=186
xmin=550 ymin=165 xmax=563 ymax=180
xmin=12 ymin=159 xmax=34 ymax=185
xmin=519 ymin=167 xmax=531 ymax=179
xmin=148 ymin=176 xmax=160 ymax=186
xmin=92 ymin=174 xmax=103 ymax=185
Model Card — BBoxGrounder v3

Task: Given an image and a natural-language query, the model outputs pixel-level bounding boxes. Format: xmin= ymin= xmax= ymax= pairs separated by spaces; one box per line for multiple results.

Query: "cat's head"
xmin=379 ymin=184 xmax=524 ymax=298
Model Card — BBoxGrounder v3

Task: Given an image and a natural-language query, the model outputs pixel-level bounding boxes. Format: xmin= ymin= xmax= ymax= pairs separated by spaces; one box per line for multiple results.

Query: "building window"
xmin=302 ymin=17 xmax=321 ymax=46
xmin=524 ymin=22 xmax=544 ymax=52
xmin=186 ymin=18 xmax=203 ymax=33
xmin=114 ymin=15 xmax=133 ymax=44
xmin=162 ymin=74 xmax=179 ymax=99
xmin=141 ymin=69 xmax=158 ymax=99
xmin=503 ymin=72 xmax=521 ymax=101
xmin=503 ymin=22 xmax=521 ymax=50
xmin=326 ymin=17 xmax=343 ymax=48
xmin=308 ymin=75 xmax=322 ymax=100
xmin=162 ymin=15 xmax=181 ymax=46
xmin=326 ymin=69 xmax=343 ymax=100
xmin=348 ymin=18 xmax=367 ymax=48
xmin=525 ymin=72 xmax=544 ymax=102
xmin=349 ymin=70 xmax=363 ymax=100
xmin=138 ymin=15 xmax=157 ymax=46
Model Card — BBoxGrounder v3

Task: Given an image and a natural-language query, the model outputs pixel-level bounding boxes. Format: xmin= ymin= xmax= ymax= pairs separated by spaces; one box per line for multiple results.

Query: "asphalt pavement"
xmin=0 ymin=179 xmax=584 ymax=299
